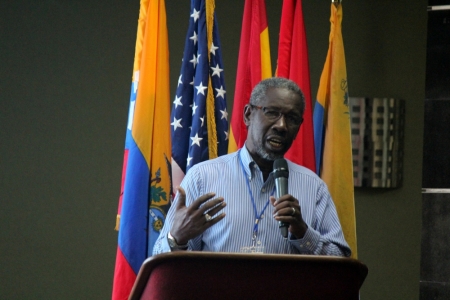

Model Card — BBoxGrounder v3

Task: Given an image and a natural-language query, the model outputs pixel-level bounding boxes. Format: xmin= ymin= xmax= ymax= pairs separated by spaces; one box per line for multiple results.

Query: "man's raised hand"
xmin=170 ymin=187 xmax=226 ymax=245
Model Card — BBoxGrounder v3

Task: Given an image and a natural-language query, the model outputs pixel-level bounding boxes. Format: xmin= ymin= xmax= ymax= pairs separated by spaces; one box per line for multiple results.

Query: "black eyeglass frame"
xmin=250 ymin=104 xmax=303 ymax=127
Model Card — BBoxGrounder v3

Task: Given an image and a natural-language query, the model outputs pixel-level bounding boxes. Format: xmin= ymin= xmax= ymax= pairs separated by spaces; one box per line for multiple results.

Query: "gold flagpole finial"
xmin=332 ymin=0 xmax=342 ymax=6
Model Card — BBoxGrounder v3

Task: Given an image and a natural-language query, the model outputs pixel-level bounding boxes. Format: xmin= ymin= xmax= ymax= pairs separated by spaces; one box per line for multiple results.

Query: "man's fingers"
xmin=204 ymin=212 xmax=226 ymax=226
xmin=198 ymin=197 xmax=225 ymax=214
xmin=175 ymin=186 xmax=187 ymax=209
xmin=204 ymin=201 xmax=226 ymax=218
xmin=271 ymin=194 xmax=294 ymax=206
xmin=190 ymin=192 xmax=217 ymax=210
xmin=269 ymin=196 xmax=276 ymax=206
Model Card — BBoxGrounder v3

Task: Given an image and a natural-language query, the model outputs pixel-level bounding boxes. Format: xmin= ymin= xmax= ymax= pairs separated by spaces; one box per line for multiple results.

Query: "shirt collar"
xmin=241 ymin=145 xmax=276 ymax=181
xmin=239 ymin=146 xmax=283 ymax=183
xmin=239 ymin=146 xmax=255 ymax=179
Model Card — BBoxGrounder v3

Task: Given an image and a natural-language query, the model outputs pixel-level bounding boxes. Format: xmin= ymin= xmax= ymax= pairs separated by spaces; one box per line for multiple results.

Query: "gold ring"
xmin=205 ymin=213 xmax=212 ymax=222
xmin=291 ymin=207 xmax=295 ymax=216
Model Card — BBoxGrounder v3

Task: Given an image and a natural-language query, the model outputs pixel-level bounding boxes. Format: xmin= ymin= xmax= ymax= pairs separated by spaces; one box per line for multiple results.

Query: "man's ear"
xmin=243 ymin=104 xmax=252 ymax=127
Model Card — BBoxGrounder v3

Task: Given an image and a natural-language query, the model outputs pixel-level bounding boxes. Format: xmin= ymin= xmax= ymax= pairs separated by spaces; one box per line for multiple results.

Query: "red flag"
xmin=277 ymin=0 xmax=316 ymax=172
xmin=228 ymin=0 xmax=272 ymax=153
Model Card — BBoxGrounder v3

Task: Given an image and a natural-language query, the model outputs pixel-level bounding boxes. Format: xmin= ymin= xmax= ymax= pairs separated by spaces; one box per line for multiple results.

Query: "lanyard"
xmin=238 ymin=150 xmax=275 ymax=246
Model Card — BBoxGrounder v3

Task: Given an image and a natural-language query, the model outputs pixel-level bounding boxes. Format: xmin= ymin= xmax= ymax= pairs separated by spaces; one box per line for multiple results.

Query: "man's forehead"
xmin=265 ymin=87 xmax=297 ymax=98
xmin=262 ymin=88 xmax=302 ymax=109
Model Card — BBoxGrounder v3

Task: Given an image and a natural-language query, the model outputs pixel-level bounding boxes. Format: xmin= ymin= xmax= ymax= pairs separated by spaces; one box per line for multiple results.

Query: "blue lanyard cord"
xmin=238 ymin=150 xmax=275 ymax=240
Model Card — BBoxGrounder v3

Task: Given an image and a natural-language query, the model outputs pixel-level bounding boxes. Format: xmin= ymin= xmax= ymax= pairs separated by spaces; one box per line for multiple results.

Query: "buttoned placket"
xmin=248 ymin=162 xmax=276 ymax=248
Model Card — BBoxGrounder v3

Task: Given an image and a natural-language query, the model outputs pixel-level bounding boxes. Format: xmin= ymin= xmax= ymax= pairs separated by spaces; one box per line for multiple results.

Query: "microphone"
xmin=273 ymin=158 xmax=289 ymax=238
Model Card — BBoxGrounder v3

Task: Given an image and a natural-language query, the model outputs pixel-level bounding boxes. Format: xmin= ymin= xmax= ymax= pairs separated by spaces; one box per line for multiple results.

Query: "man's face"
xmin=244 ymin=87 xmax=303 ymax=162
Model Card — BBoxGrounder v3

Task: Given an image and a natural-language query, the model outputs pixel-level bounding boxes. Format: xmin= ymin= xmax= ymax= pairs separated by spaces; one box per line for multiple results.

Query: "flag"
xmin=313 ymin=2 xmax=357 ymax=258
xmin=228 ymin=0 xmax=272 ymax=153
xmin=112 ymin=0 xmax=172 ymax=298
xmin=277 ymin=0 xmax=316 ymax=172
xmin=171 ymin=0 xmax=229 ymax=189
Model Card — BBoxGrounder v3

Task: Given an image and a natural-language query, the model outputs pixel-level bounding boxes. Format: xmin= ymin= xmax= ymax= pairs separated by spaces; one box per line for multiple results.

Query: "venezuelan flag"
xmin=313 ymin=2 xmax=357 ymax=258
xmin=112 ymin=0 xmax=172 ymax=298
xmin=277 ymin=0 xmax=316 ymax=172
xmin=228 ymin=0 xmax=272 ymax=153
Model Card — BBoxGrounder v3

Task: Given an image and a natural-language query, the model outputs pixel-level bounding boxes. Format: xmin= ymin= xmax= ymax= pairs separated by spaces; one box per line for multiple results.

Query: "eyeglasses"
xmin=250 ymin=104 xmax=303 ymax=126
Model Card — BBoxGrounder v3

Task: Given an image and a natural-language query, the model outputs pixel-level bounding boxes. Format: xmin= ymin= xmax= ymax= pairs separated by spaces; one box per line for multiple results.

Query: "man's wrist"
xmin=167 ymin=232 xmax=189 ymax=250
xmin=291 ymin=222 xmax=308 ymax=240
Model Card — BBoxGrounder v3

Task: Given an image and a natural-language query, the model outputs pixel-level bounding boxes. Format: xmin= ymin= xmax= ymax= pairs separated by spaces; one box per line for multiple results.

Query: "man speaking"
xmin=153 ymin=77 xmax=351 ymax=257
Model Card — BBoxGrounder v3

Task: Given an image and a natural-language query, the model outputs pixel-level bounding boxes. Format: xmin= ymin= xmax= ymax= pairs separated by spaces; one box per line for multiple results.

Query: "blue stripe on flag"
xmin=313 ymin=102 xmax=325 ymax=175
xmin=118 ymin=138 xmax=149 ymax=274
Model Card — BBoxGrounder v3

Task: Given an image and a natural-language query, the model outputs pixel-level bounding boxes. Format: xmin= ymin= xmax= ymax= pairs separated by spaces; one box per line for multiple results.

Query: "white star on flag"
xmin=211 ymin=64 xmax=223 ymax=77
xmin=190 ymin=8 xmax=200 ymax=22
xmin=190 ymin=31 xmax=198 ymax=45
xmin=190 ymin=133 xmax=203 ymax=147
xmin=224 ymin=130 xmax=229 ymax=140
xmin=220 ymin=108 xmax=228 ymax=120
xmin=191 ymin=103 xmax=198 ymax=115
xmin=210 ymin=42 xmax=219 ymax=55
xmin=186 ymin=155 xmax=193 ymax=166
xmin=200 ymin=116 xmax=205 ymax=127
xmin=195 ymin=82 xmax=207 ymax=95
xmin=190 ymin=54 xmax=198 ymax=68
xmin=215 ymin=85 xmax=226 ymax=98
xmin=173 ymin=95 xmax=183 ymax=108
xmin=177 ymin=75 xmax=183 ymax=86
xmin=171 ymin=117 xmax=183 ymax=130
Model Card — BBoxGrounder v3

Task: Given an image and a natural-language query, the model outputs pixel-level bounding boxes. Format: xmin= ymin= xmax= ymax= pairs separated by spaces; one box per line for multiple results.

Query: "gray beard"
xmin=255 ymin=143 xmax=283 ymax=162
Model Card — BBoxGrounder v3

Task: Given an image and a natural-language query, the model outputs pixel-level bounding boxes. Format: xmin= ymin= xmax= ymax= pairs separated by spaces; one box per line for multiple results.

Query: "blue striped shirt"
xmin=153 ymin=147 xmax=351 ymax=257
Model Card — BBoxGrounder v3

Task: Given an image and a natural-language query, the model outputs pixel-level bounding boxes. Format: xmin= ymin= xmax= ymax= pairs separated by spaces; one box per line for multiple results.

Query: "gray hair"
xmin=249 ymin=77 xmax=306 ymax=114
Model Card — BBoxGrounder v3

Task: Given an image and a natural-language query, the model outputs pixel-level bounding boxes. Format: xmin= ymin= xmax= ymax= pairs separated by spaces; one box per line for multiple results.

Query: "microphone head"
xmin=273 ymin=158 xmax=289 ymax=179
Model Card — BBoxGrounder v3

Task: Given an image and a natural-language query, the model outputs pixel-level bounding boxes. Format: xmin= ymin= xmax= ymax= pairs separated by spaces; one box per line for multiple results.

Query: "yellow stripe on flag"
xmin=206 ymin=0 xmax=218 ymax=159
xmin=260 ymin=27 xmax=272 ymax=79
xmin=132 ymin=0 xmax=171 ymax=205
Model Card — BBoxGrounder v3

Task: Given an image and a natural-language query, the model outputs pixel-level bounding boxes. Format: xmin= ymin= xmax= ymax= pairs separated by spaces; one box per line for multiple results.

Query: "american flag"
xmin=171 ymin=0 xmax=228 ymax=188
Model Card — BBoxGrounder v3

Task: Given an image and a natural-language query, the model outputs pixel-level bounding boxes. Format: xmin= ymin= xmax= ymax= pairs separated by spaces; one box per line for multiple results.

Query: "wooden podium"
xmin=129 ymin=252 xmax=368 ymax=300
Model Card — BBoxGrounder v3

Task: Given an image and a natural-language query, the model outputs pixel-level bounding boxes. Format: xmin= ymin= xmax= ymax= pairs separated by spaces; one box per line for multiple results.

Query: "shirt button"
xmin=299 ymin=244 xmax=304 ymax=248
xmin=260 ymin=214 xmax=264 ymax=219
xmin=261 ymin=188 xmax=266 ymax=193
xmin=306 ymin=242 xmax=311 ymax=246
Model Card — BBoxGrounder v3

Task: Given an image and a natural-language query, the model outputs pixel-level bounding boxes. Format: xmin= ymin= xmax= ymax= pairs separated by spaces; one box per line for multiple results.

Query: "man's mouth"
xmin=267 ymin=138 xmax=284 ymax=149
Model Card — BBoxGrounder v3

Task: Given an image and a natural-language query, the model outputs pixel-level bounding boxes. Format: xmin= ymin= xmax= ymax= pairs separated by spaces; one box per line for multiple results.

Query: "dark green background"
xmin=0 ymin=1 xmax=426 ymax=299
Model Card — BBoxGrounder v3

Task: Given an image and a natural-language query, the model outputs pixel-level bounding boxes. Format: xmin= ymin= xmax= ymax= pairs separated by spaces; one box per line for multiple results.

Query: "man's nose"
xmin=272 ymin=115 xmax=288 ymax=131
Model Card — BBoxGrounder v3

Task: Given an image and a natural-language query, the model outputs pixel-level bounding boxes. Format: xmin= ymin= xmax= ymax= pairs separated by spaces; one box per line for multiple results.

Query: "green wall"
xmin=0 ymin=0 xmax=426 ymax=299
